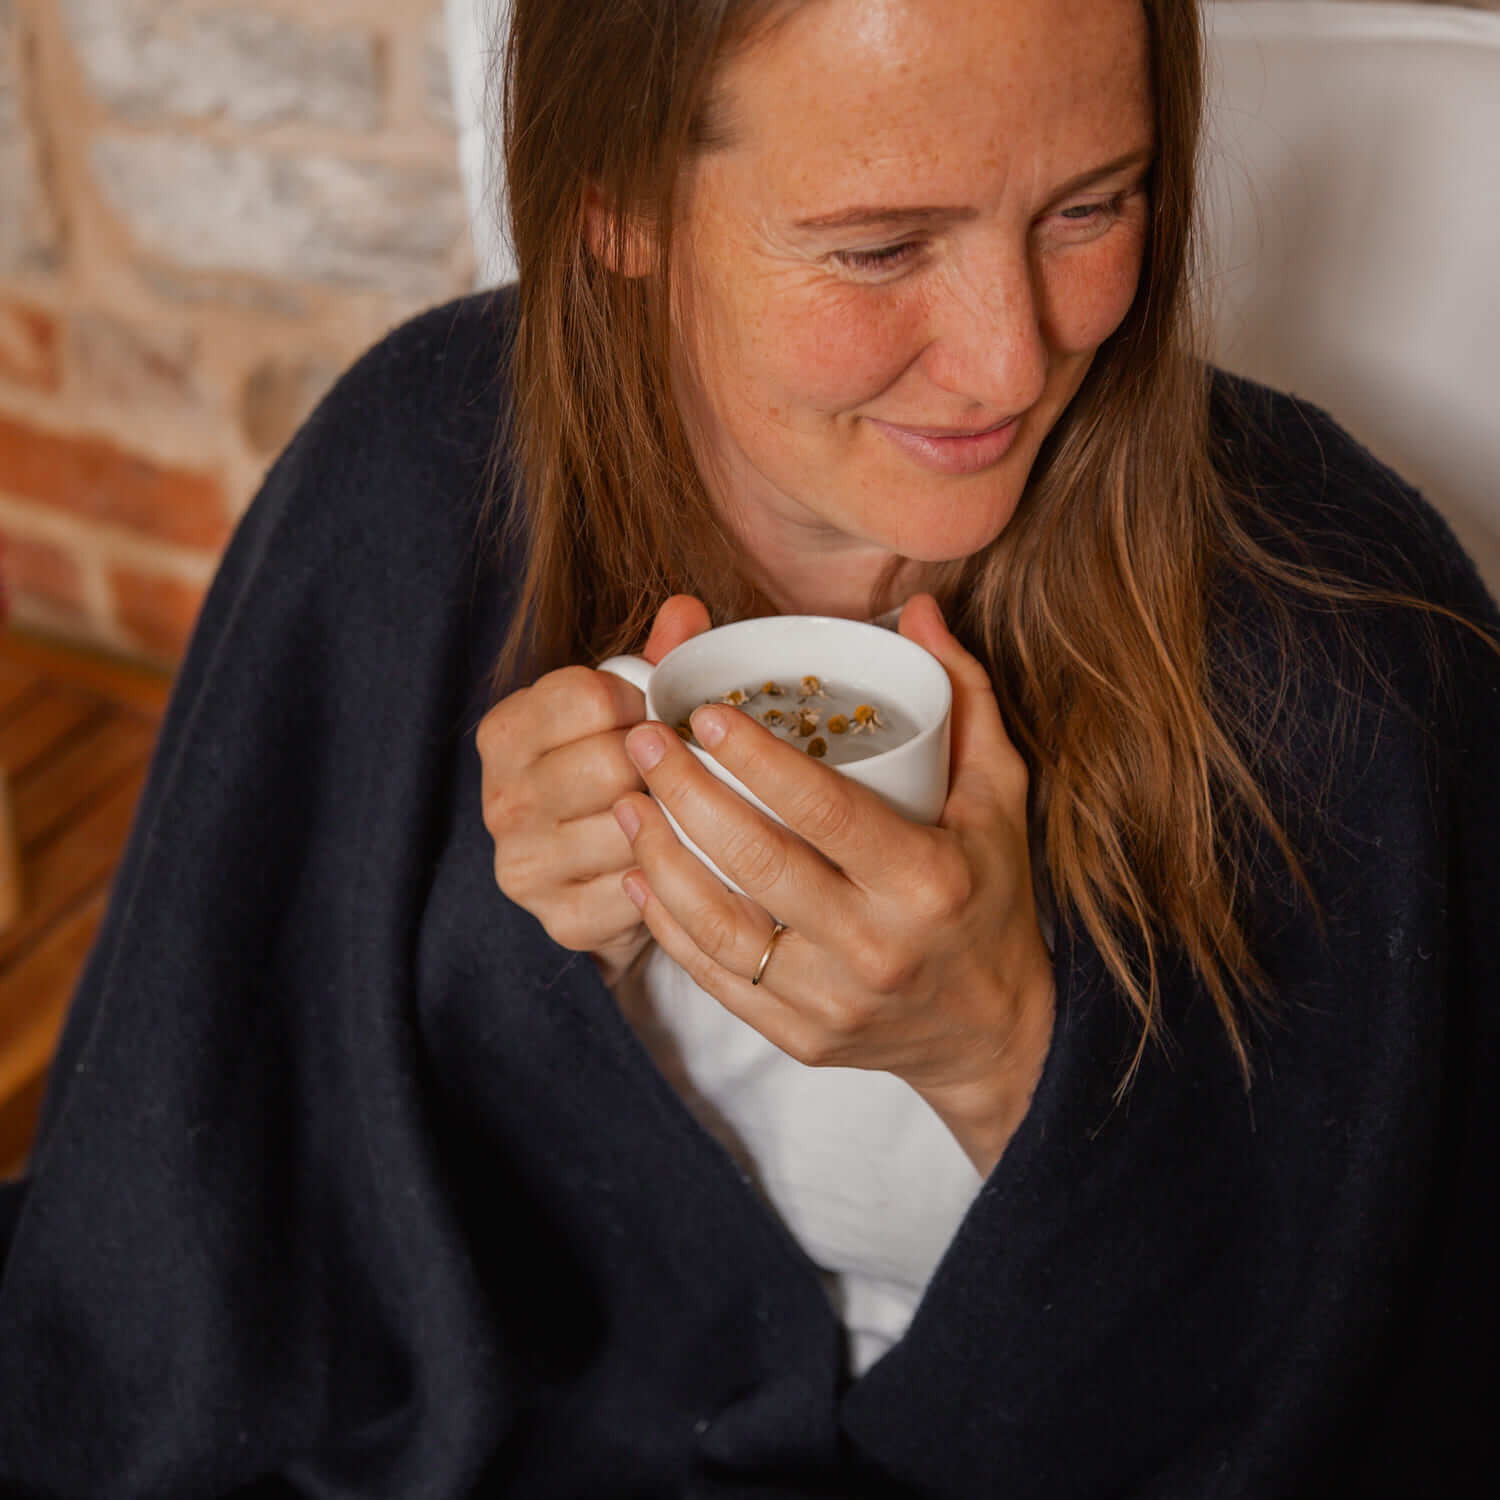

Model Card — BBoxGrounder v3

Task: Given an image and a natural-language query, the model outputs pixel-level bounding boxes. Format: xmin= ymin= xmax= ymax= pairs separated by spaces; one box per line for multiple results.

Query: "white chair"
xmin=1200 ymin=1 xmax=1500 ymax=595
xmin=446 ymin=0 xmax=516 ymax=289
xmin=445 ymin=0 xmax=1500 ymax=594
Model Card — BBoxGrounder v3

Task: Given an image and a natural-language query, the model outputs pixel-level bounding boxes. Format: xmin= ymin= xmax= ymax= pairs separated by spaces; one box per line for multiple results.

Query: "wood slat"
xmin=0 ymin=890 xmax=105 ymax=1094
xmin=0 ymin=631 xmax=172 ymax=719
xmin=0 ymin=659 xmax=46 ymax=720
xmin=0 ymin=768 xmax=145 ymax=969
xmin=0 ymin=630 xmax=169 ymax=1177
xmin=13 ymin=710 xmax=157 ymax=852
xmin=0 ymin=1067 xmax=47 ymax=1180
xmin=0 ymin=892 xmax=108 ymax=1178
xmin=0 ymin=684 xmax=104 ymax=779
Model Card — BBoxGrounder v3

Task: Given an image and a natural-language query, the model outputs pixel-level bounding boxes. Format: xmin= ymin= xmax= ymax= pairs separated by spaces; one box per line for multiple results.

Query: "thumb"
xmin=898 ymin=594 xmax=1026 ymax=818
xmin=643 ymin=594 xmax=712 ymax=666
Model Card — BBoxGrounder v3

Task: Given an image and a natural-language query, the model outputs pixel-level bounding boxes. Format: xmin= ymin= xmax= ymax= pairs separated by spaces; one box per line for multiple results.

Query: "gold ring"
xmin=751 ymin=920 xmax=787 ymax=987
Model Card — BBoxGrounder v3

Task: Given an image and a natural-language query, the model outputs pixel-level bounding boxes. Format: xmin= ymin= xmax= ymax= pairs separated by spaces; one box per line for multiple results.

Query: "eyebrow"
xmin=788 ymin=147 xmax=1155 ymax=232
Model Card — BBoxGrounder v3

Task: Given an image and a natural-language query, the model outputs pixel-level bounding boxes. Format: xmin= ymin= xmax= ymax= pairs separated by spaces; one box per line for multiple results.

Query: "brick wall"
xmin=0 ymin=0 xmax=475 ymax=667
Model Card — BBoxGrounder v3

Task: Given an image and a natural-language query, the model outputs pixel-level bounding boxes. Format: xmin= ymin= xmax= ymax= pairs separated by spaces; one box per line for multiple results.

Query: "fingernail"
xmin=623 ymin=872 xmax=648 ymax=910
xmin=626 ymin=725 xmax=666 ymax=771
xmin=613 ymin=800 xmax=641 ymax=841
xmin=690 ymin=706 xmax=727 ymax=748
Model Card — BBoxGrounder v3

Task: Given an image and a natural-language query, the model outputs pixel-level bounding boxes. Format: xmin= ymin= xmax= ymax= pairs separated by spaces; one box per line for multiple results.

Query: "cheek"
xmin=743 ymin=286 xmax=919 ymax=415
xmin=1041 ymin=232 xmax=1147 ymax=356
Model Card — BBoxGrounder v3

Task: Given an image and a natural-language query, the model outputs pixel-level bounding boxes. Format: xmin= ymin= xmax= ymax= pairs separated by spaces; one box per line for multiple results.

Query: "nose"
xmin=920 ymin=249 xmax=1049 ymax=419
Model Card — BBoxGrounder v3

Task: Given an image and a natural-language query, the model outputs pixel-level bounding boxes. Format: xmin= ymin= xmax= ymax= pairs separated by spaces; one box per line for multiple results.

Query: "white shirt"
xmin=616 ymin=944 xmax=984 ymax=1377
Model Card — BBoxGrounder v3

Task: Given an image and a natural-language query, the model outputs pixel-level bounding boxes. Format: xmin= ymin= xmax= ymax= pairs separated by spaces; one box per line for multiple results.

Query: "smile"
xmin=866 ymin=415 xmax=1023 ymax=475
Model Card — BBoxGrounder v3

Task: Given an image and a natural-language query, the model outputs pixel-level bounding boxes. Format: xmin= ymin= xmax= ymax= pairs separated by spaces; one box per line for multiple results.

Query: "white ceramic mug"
xmin=599 ymin=615 xmax=952 ymax=891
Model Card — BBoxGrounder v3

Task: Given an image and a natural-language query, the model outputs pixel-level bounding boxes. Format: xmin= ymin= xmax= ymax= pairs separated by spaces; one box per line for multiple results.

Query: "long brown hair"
xmin=488 ymin=0 xmax=1490 ymax=1088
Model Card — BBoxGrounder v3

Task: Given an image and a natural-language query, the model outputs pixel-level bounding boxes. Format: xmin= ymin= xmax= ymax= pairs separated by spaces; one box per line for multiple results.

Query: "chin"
xmin=879 ymin=499 xmax=1024 ymax=564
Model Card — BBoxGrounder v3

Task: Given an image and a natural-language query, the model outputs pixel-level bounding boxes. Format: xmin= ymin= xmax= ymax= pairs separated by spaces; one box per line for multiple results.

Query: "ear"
xmin=583 ymin=184 xmax=656 ymax=278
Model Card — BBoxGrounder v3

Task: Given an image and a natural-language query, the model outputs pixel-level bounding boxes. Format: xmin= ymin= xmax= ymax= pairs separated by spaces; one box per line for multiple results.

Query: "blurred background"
xmin=1 ymin=0 xmax=476 ymax=667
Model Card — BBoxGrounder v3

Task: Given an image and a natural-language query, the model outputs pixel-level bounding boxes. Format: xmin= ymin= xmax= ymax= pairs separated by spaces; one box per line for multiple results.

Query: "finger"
xmin=484 ymin=726 xmax=643 ymax=834
xmin=478 ymin=665 xmax=647 ymax=785
xmin=616 ymin=790 xmax=842 ymax=1025
xmin=621 ymin=718 xmax=853 ymax=925
xmin=897 ymin=595 xmax=1028 ymax=822
xmin=615 ymin=791 xmax=782 ymax=980
xmin=529 ymin=728 xmax=647 ymax=823
xmin=497 ymin=807 xmax=637 ymax=894
xmin=623 ymin=859 xmax=807 ymax=1031
xmin=617 ymin=823 xmax=844 ymax=1069
xmin=535 ymin=866 xmax=649 ymax=955
xmin=670 ymin=702 xmax=933 ymax=896
xmin=643 ymin=594 xmax=712 ymax=665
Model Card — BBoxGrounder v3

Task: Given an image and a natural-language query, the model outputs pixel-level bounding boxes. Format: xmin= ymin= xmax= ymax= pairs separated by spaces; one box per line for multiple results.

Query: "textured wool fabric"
xmin=0 ymin=287 xmax=1495 ymax=1498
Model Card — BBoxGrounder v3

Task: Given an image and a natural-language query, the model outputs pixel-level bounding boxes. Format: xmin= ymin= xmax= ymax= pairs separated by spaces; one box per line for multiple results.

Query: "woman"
xmin=0 ymin=0 xmax=1495 ymax=1495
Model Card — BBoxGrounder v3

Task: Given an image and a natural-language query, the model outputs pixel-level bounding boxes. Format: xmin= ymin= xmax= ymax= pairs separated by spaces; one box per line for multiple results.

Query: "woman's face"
xmin=668 ymin=0 xmax=1154 ymax=606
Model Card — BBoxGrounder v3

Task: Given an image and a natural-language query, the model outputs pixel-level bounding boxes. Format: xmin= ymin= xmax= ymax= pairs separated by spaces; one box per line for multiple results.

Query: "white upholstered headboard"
xmin=1198 ymin=2 xmax=1500 ymax=592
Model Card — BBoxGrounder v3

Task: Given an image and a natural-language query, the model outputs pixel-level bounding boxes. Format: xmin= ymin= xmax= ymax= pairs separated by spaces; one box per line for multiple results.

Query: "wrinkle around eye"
xmin=829 ymin=240 xmax=928 ymax=277
xmin=1040 ymin=189 xmax=1147 ymax=248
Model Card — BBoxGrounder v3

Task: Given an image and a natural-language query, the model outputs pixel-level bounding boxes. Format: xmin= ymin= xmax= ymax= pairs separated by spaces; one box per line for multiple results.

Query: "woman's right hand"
xmin=477 ymin=595 xmax=711 ymax=986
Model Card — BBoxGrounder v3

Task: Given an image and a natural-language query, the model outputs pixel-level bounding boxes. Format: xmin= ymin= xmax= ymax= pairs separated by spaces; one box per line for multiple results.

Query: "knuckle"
xmin=791 ymin=1036 xmax=836 ymax=1068
xmin=690 ymin=901 xmax=741 ymax=965
xmin=492 ymin=838 xmax=540 ymax=901
xmin=497 ymin=843 xmax=538 ymax=897
xmin=820 ymin=993 xmax=872 ymax=1037
xmin=558 ymin=665 xmax=631 ymax=732
xmin=541 ymin=891 xmax=609 ymax=954
xmin=542 ymin=664 xmax=598 ymax=698
xmin=913 ymin=846 xmax=974 ymax=921
xmin=719 ymin=828 xmax=787 ymax=893
xmin=777 ymin=1021 xmax=829 ymax=1067
xmin=851 ymin=938 xmax=917 ymax=996
xmin=502 ymin=666 xmax=620 ymax=754
xmin=476 ymin=695 xmax=524 ymax=771
xmin=481 ymin=779 xmax=535 ymax=839
xmin=785 ymin=781 xmax=858 ymax=846
xmin=790 ymin=1024 xmax=854 ymax=1068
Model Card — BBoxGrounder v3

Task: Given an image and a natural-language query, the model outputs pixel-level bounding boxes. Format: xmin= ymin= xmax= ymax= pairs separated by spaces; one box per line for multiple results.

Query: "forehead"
xmin=702 ymin=0 xmax=1152 ymax=208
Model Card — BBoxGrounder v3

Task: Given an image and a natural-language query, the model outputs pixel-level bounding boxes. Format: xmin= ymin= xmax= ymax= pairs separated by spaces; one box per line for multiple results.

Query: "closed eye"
xmin=830 ymin=241 xmax=925 ymax=274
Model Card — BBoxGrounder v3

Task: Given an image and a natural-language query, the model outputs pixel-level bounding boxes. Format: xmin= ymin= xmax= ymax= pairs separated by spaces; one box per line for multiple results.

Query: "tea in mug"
xmin=680 ymin=675 xmax=919 ymax=766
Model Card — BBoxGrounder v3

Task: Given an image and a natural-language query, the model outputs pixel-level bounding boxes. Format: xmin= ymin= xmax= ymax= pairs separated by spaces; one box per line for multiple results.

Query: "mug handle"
xmin=595 ymin=654 xmax=654 ymax=695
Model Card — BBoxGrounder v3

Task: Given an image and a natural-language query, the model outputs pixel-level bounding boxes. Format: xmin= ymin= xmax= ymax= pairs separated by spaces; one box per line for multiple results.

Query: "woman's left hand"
xmin=611 ymin=594 xmax=1055 ymax=1178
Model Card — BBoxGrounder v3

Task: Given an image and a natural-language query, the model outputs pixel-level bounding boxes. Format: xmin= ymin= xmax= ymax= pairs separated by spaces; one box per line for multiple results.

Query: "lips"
xmin=866 ymin=414 xmax=1023 ymax=475
xmin=887 ymin=420 xmax=1013 ymax=438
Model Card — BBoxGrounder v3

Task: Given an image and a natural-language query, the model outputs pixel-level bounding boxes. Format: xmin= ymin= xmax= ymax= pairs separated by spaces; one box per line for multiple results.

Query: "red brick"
xmin=0 ymin=529 xmax=87 ymax=615
xmin=0 ymin=303 xmax=61 ymax=393
xmin=0 ymin=414 xmax=230 ymax=551
xmin=108 ymin=565 xmax=207 ymax=664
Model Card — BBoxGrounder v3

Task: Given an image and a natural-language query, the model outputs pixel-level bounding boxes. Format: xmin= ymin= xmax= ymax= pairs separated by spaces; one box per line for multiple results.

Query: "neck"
xmin=729 ymin=511 xmax=937 ymax=621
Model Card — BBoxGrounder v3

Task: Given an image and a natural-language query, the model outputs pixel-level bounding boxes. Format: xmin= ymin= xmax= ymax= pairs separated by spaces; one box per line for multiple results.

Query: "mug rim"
xmin=647 ymin=613 xmax=952 ymax=765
